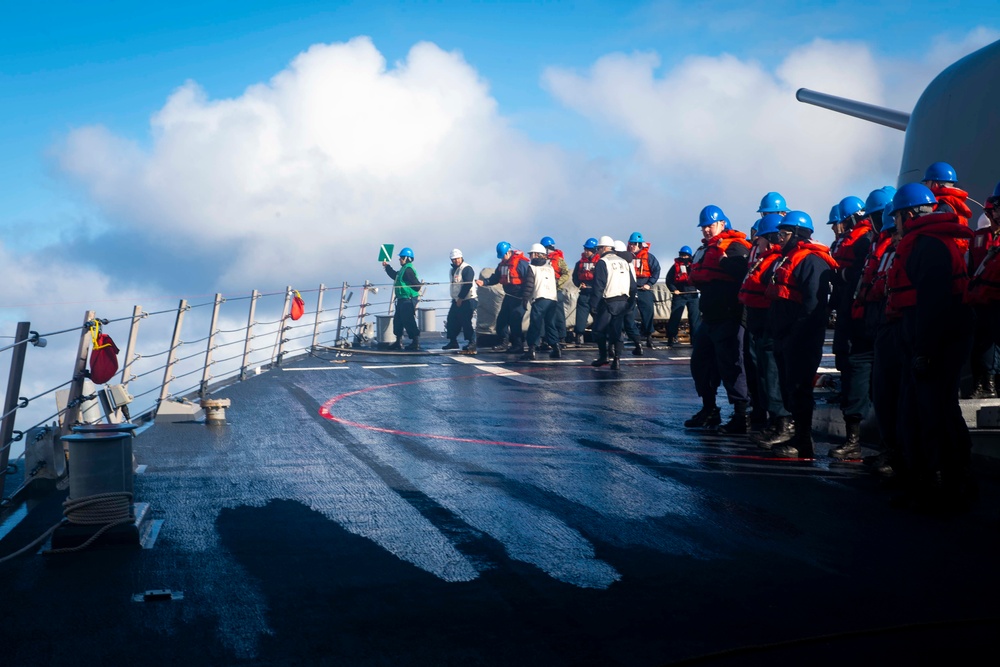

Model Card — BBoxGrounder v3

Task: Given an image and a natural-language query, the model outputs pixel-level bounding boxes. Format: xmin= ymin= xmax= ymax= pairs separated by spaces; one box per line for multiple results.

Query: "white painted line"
xmin=474 ymin=364 xmax=546 ymax=384
xmin=282 ymin=366 xmax=349 ymax=371
xmin=362 ymin=364 xmax=429 ymax=369
xmin=545 ymin=377 xmax=688 ymax=384
xmin=522 ymin=359 xmax=583 ymax=364
xmin=452 ymin=356 xmax=502 ymax=365
xmin=667 ymin=357 xmax=691 ymax=361
xmin=135 ymin=464 xmax=148 ymax=474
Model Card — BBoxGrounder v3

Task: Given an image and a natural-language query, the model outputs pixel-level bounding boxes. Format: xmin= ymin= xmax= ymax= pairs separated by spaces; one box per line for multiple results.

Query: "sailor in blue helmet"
xmin=571 ymin=237 xmax=601 ymax=345
xmin=827 ymin=205 xmax=846 ymax=254
xmin=828 ymin=195 xmax=876 ymax=460
xmin=624 ymin=231 xmax=661 ymax=352
xmin=760 ymin=212 xmax=838 ymax=458
xmin=757 ymin=191 xmax=789 ymax=217
xmin=539 ymin=236 xmax=571 ymax=350
xmin=382 ymin=246 xmax=423 ymax=351
xmin=477 ymin=241 xmax=531 ymax=352
xmin=685 ymin=205 xmax=752 ymax=432
xmin=741 ymin=214 xmax=792 ymax=444
xmin=885 ymin=183 xmax=976 ymax=510
xmin=862 ymin=192 xmax=905 ymax=477
xmin=664 ymin=245 xmax=700 ymax=347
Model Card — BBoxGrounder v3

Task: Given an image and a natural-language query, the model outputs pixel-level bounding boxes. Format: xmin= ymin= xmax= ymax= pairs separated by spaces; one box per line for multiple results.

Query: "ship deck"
xmin=2 ymin=344 xmax=1000 ymax=666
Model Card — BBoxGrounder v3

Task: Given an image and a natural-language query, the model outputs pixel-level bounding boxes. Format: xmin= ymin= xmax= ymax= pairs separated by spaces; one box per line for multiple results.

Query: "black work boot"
xmin=405 ymin=337 xmax=420 ymax=352
xmin=592 ymin=340 xmax=609 ymax=366
xmin=665 ymin=336 xmax=675 ymax=348
xmin=387 ymin=340 xmax=403 ymax=351
xmin=984 ymin=375 xmax=997 ymax=399
xmin=610 ymin=354 xmax=621 ymax=370
xmin=829 ymin=418 xmax=863 ymax=460
xmin=645 ymin=335 xmax=654 ymax=349
xmin=549 ymin=345 xmax=562 ymax=359
xmin=773 ymin=416 xmax=814 ymax=458
xmin=684 ymin=405 xmax=721 ymax=428
xmin=718 ymin=401 xmax=750 ymax=435
xmin=632 ymin=339 xmax=644 ymax=356
xmin=753 ymin=416 xmax=794 ymax=449
xmin=443 ymin=339 xmax=460 ymax=350
xmin=491 ymin=337 xmax=509 ymax=352
xmin=520 ymin=346 xmax=536 ymax=361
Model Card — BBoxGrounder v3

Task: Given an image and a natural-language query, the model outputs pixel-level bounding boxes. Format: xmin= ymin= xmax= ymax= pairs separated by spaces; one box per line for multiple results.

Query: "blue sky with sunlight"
xmin=1 ymin=1 xmax=997 ymax=304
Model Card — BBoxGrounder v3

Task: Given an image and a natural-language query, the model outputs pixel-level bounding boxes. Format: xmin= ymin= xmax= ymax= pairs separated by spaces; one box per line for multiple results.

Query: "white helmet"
xmin=597 ymin=235 xmax=615 ymax=248
xmin=450 ymin=248 xmax=463 ymax=260
xmin=529 ymin=243 xmax=547 ymax=255
xmin=613 ymin=240 xmax=626 ymax=252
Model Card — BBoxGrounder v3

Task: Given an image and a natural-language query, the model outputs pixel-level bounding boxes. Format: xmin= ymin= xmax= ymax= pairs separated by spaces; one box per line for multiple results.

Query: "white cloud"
xmin=543 ymin=39 xmax=891 ymax=236
xmin=56 ymin=37 xmax=612 ymax=291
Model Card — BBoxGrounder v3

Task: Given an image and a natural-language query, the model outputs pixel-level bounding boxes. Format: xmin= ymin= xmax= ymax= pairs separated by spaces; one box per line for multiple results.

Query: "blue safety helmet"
xmin=827 ymin=205 xmax=840 ymax=225
xmin=864 ymin=186 xmax=896 ymax=216
xmin=698 ymin=205 xmax=730 ymax=227
xmin=837 ymin=196 xmax=866 ymax=223
xmin=724 ymin=219 xmax=732 ymax=230
xmin=540 ymin=236 xmax=556 ymax=248
xmin=496 ymin=241 xmax=511 ymax=258
xmin=757 ymin=191 xmax=788 ymax=214
xmin=923 ymin=161 xmax=958 ymax=184
xmin=992 ymin=181 xmax=1000 ymax=199
xmin=779 ymin=211 xmax=814 ymax=233
xmin=891 ymin=183 xmax=937 ymax=214
xmin=584 ymin=237 xmax=598 ymax=249
xmin=758 ymin=213 xmax=784 ymax=236
xmin=399 ymin=247 xmax=414 ymax=259
xmin=751 ymin=219 xmax=760 ymax=235
xmin=628 ymin=232 xmax=644 ymax=244
xmin=679 ymin=245 xmax=693 ymax=255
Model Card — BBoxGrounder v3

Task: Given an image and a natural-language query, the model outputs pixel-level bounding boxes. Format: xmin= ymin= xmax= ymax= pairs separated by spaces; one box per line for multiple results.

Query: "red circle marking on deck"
xmin=317 ymin=365 xmax=828 ymax=464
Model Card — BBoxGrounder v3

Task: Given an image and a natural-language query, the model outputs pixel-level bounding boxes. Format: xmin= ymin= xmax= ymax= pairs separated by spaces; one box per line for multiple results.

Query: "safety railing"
xmin=0 ymin=277 xmax=460 ymax=502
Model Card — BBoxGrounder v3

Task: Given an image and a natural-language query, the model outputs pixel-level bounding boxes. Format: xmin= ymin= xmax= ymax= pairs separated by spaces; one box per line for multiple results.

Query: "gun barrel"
xmin=795 ymin=88 xmax=910 ymax=131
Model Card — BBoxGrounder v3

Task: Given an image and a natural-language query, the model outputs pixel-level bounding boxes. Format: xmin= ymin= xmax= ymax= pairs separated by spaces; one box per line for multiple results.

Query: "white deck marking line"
xmin=473 ymin=364 xmax=547 ymax=384
xmin=522 ymin=359 xmax=583 ymax=364
xmin=282 ymin=366 xmax=349 ymax=371
xmin=451 ymin=356 xmax=502 ymax=365
xmin=545 ymin=377 xmax=690 ymax=384
xmin=362 ymin=364 xmax=429 ymax=369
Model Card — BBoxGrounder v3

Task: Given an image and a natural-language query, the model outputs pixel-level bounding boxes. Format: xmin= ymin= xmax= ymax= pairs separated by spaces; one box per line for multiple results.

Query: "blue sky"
xmin=1 ymin=1 xmax=997 ymax=304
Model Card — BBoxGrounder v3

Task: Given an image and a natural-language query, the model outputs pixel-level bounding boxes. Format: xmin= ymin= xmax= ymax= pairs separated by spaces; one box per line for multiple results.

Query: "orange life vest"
xmin=498 ymin=251 xmax=525 ymax=286
xmin=632 ymin=244 xmax=652 ymax=279
xmin=547 ymin=248 xmax=565 ymax=280
xmin=969 ymin=227 xmax=999 ymax=276
xmin=831 ymin=219 xmax=873 ymax=274
xmin=575 ymin=251 xmax=597 ymax=284
xmin=851 ymin=231 xmax=894 ymax=319
xmin=690 ymin=230 xmax=751 ymax=284
xmin=671 ymin=258 xmax=692 ymax=287
xmin=930 ymin=185 xmax=972 ymax=253
xmin=738 ymin=247 xmax=782 ymax=309
xmin=886 ymin=213 xmax=972 ymax=317
xmin=765 ymin=242 xmax=838 ymax=303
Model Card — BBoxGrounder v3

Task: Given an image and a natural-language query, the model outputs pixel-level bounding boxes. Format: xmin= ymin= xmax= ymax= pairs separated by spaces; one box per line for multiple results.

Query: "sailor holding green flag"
xmin=382 ymin=246 xmax=423 ymax=351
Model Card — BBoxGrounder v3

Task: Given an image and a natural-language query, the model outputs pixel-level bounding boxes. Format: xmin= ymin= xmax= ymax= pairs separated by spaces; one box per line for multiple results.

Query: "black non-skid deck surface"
xmin=2 ymin=347 xmax=1000 ymax=666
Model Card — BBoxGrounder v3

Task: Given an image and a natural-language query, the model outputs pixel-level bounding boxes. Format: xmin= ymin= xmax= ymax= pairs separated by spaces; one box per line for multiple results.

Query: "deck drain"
xmin=133 ymin=589 xmax=184 ymax=603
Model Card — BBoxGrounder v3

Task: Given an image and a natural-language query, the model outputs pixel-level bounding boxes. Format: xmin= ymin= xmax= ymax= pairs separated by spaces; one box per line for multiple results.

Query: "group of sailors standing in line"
xmin=686 ymin=161 xmax=1000 ymax=511
xmin=383 ymin=160 xmax=999 ymax=509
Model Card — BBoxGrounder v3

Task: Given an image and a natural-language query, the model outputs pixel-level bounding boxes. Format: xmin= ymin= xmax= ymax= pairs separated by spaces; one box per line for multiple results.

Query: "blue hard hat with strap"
xmin=496 ymin=241 xmax=511 ymax=258
xmin=679 ymin=245 xmax=693 ymax=255
xmin=891 ymin=183 xmax=938 ymax=213
xmin=540 ymin=236 xmax=556 ymax=248
xmin=779 ymin=210 xmax=813 ymax=232
xmin=757 ymin=191 xmax=788 ymax=213
xmin=399 ymin=247 xmax=414 ymax=259
xmin=837 ymin=196 xmax=866 ymax=223
xmin=758 ymin=213 xmax=784 ymax=236
xmin=923 ymin=161 xmax=957 ymax=183
xmin=584 ymin=237 xmax=598 ymax=249
xmin=698 ymin=205 xmax=729 ymax=227
xmin=628 ymin=232 xmax=644 ymax=244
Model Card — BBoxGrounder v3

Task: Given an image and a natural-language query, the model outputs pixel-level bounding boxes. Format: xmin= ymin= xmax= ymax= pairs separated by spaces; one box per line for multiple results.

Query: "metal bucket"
xmin=417 ymin=308 xmax=436 ymax=332
xmin=376 ymin=315 xmax=396 ymax=344
xmin=62 ymin=432 xmax=134 ymax=499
